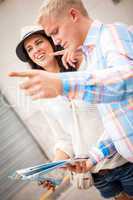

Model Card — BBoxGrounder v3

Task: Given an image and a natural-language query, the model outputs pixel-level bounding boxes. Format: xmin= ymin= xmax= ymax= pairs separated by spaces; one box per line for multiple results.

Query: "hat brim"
xmin=16 ymin=30 xmax=44 ymax=62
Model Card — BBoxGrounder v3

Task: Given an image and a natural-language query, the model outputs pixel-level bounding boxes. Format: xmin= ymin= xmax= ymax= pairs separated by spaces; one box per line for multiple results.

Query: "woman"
xmin=16 ymin=25 xmax=130 ymax=200
xmin=16 ymin=25 xmax=101 ymax=160
xmin=16 ymin=25 xmax=76 ymax=73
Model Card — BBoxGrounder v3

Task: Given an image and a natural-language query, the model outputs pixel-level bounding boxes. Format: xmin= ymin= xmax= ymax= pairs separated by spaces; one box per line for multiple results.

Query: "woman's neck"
xmin=43 ymin=59 xmax=60 ymax=73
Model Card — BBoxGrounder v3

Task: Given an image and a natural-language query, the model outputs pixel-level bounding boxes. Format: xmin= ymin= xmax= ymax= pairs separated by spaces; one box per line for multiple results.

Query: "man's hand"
xmin=64 ymin=159 xmax=93 ymax=173
xmin=9 ymin=70 xmax=62 ymax=100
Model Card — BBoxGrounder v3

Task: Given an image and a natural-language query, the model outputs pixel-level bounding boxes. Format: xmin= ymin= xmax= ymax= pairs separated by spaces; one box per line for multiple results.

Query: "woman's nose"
xmin=33 ymin=46 xmax=41 ymax=54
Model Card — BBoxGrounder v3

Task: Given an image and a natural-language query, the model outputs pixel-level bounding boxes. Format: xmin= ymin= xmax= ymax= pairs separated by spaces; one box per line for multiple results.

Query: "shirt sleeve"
xmin=59 ymin=24 xmax=133 ymax=103
xmin=87 ymin=132 xmax=117 ymax=165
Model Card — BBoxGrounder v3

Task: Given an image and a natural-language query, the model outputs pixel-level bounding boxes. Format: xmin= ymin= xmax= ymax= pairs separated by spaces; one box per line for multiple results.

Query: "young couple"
xmin=11 ymin=0 xmax=133 ymax=199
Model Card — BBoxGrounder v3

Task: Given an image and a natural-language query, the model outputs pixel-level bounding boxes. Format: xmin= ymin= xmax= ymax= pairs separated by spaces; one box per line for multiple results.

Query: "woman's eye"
xmin=27 ymin=47 xmax=32 ymax=53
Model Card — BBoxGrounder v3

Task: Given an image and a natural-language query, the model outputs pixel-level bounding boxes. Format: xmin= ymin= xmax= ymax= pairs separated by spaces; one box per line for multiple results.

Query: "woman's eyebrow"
xmin=35 ymin=38 xmax=42 ymax=43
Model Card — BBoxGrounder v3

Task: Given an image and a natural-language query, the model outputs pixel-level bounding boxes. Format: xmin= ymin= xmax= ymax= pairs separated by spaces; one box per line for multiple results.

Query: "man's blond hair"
xmin=37 ymin=0 xmax=88 ymax=24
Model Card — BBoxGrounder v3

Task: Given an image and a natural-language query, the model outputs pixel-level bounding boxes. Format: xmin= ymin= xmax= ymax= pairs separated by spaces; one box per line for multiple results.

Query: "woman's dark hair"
xmin=23 ymin=32 xmax=76 ymax=72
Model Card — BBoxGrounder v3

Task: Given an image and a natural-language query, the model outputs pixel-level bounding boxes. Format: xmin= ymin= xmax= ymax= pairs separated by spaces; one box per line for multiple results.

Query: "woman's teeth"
xmin=37 ymin=54 xmax=45 ymax=60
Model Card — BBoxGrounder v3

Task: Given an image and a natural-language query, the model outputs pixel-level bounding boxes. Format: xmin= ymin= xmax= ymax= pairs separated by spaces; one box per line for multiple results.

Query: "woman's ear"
xmin=68 ymin=8 xmax=80 ymax=22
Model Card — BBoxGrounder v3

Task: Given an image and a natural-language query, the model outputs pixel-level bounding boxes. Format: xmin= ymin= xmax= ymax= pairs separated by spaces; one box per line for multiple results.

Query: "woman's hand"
xmin=49 ymin=46 xmax=83 ymax=69
xmin=38 ymin=150 xmax=70 ymax=191
xmin=38 ymin=180 xmax=56 ymax=191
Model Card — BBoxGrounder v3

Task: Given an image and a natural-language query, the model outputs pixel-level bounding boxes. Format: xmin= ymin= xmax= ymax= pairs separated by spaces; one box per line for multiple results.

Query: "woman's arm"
xmin=53 ymin=149 xmax=70 ymax=161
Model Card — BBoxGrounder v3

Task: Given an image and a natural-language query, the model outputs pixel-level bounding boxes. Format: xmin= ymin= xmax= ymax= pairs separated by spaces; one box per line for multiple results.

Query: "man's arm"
xmin=59 ymin=64 xmax=133 ymax=103
xmin=9 ymin=64 xmax=133 ymax=102
xmin=63 ymin=135 xmax=117 ymax=174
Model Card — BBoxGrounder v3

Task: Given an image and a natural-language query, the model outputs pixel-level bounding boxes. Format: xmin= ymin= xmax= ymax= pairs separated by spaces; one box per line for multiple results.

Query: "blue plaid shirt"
xmin=59 ymin=21 xmax=133 ymax=164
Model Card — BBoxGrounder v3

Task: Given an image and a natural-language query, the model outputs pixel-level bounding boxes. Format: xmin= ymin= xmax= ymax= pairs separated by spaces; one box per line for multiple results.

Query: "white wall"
xmin=0 ymin=0 xmax=133 ymax=158
xmin=84 ymin=0 xmax=133 ymax=24
xmin=0 ymin=0 xmax=43 ymax=115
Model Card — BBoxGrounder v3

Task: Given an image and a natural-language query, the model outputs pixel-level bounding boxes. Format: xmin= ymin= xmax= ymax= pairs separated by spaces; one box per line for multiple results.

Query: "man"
xmin=9 ymin=0 xmax=133 ymax=199
xmin=36 ymin=0 xmax=133 ymax=163
xmin=10 ymin=0 xmax=133 ymax=161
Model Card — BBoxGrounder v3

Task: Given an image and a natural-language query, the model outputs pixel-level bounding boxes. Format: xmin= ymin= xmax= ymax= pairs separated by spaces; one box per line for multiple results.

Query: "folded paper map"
xmin=9 ymin=158 xmax=88 ymax=186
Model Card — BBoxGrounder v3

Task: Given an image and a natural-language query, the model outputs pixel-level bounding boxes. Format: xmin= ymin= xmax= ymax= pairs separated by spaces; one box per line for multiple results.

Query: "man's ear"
xmin=68 ymin=8 xmax=80 ymax=22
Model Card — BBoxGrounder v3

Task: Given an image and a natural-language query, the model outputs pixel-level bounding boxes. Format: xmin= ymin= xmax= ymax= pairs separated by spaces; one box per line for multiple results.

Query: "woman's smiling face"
xmin=24 ymin=34 xmax=55 ymax=68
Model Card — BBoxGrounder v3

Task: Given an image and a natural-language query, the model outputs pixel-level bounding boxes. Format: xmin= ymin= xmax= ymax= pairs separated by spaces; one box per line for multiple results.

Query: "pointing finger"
xmin=8 ymin=70 xmax=37 ymax=78
xmin=48 ymin=50 xmax=66 ymax=56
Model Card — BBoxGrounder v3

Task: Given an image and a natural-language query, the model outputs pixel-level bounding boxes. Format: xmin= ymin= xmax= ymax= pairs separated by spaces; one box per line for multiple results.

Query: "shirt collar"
xmin=83 ymin=20 xmax=103 ymax=46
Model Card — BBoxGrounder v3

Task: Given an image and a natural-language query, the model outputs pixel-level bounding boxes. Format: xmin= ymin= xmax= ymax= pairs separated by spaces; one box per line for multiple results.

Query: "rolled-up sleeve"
xmin=88 ymin=132 xmax=117 ymax=164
